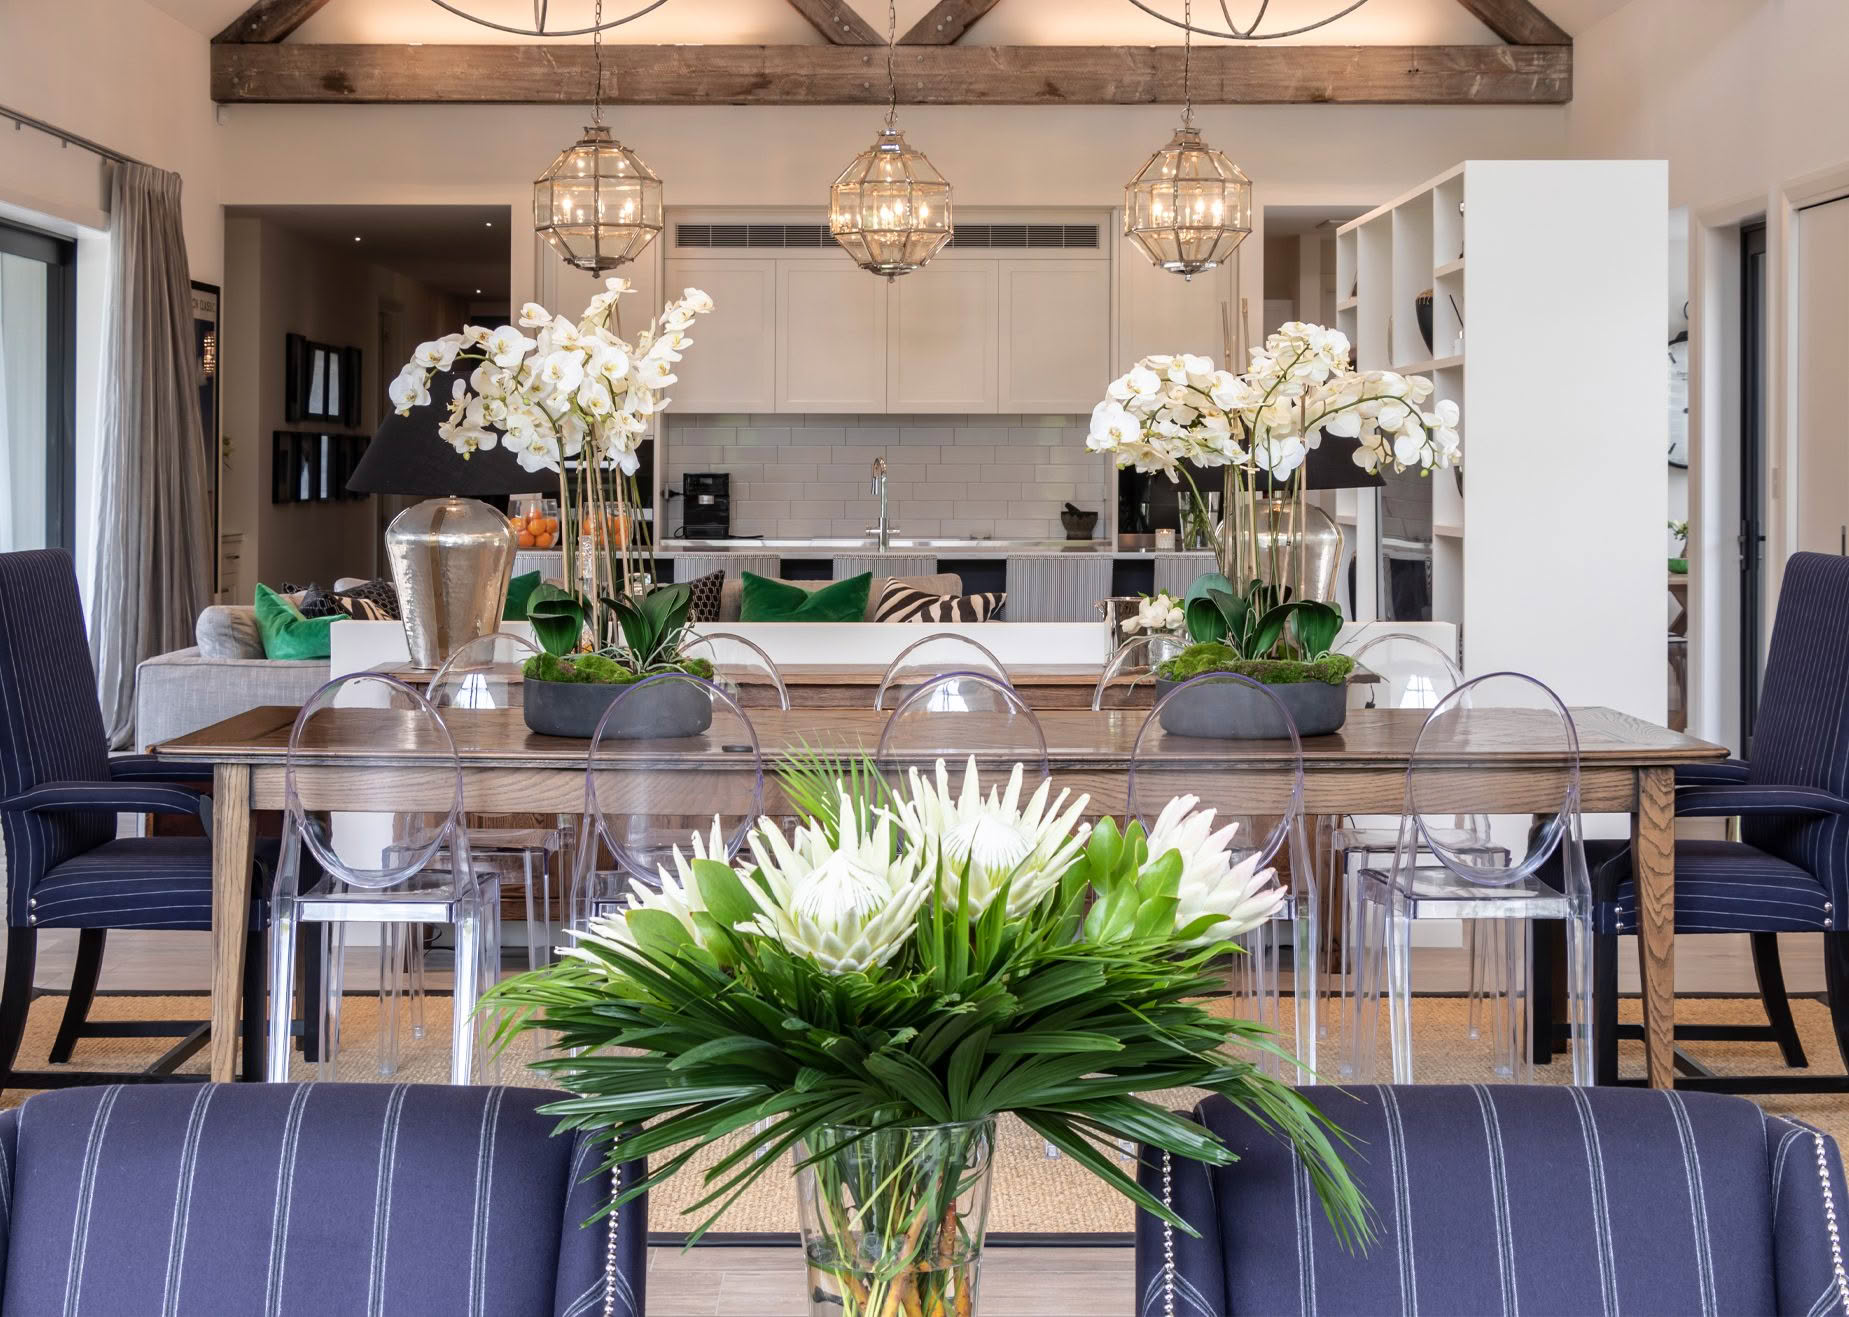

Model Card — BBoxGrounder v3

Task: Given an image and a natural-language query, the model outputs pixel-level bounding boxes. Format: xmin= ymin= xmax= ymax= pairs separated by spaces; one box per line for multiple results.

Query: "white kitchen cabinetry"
xmin=777 ymin=259 xmax=887 ymax=412
xmin=1117 ymin=246 xmax=1229 ymax=370
xmin=998 ymin=260 xmax=1113 ymax=413
xmin=888 ymin=260 xmax=999 ymax=413
xmin=664 ymin=257 xmax=777 ymax=413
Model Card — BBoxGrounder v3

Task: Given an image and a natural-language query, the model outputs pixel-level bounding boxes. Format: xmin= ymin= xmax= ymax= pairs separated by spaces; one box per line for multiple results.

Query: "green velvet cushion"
xmin=254 ymin=583 xmax=343 ymax=660
xmin=739 ymin=572 xmax=871 ymax=623
xmin=504 ymin=571 xmax=543 ymax=621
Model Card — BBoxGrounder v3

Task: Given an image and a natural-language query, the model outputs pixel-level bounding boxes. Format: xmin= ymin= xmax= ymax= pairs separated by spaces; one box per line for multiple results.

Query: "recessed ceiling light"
xmin=484 ymin=221 xmax=493 ymax=228
xmin=352 ymin=236 xmax=362 ymax=242
xmin=475 ymin=288 xmax=482 ymax=294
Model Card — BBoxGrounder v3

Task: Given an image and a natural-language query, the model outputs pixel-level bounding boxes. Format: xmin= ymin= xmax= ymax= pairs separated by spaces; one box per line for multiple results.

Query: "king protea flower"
xmin=893 ymin=758 xmax=1091 ymax=919
xmin=563 ymin=817 xmax=731 ymax=964
xmin=1145 ymin=795 xmax=1288 ymax=945
xmin=740 ymin=794 xmax=931 ymax=974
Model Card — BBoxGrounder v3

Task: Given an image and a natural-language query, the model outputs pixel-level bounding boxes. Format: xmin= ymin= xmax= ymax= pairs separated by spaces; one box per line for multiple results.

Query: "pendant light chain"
xmin=884 ymin=0 xmax=899 ymax=130
xmin=1182 ymin=0 xmax=1195 ymax=128
xmin=592 ymin=0 xmax=605 ymax=125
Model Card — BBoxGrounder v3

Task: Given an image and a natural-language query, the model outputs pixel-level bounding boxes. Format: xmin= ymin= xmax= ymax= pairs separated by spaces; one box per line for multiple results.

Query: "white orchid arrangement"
xmin=1123 ymin=590 xmax=1186 ymax=636
xmin=487 ymin=755 xmax=1369 ymax=1260
xmin=387 ymin=280 xmax=714 ymax=621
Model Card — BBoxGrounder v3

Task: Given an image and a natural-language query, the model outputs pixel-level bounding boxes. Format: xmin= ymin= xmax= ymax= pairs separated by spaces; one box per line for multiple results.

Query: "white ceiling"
xmin=226 ymin=203 xmax=513 ymax=302
xmin=145 ymin=0 xmax=1632 ymax=44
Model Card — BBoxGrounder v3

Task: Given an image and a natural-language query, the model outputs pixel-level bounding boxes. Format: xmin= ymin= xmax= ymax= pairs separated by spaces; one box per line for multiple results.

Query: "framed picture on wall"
xmin=285 ymin=334 xmax=363 ymax=425
xmin=270 ymin=431 xmax=296 ymax=504
xmin=191 ymin=281 xmax=220 ymax=586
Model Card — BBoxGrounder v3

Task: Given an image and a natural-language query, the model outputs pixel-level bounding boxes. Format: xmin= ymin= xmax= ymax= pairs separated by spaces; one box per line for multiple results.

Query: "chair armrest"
xmin=1135 ymin=1118 xmax=1228 ymax=1317
xmin=109 ymin=754 xmax=213 ymax=786
xmin=1676 ymin=759 xmax=1751 ymax=786
xmin=0 ymin=780 xmax=212 ymax=829
xmin=1674 ymin=784 xmax=1849 ymax=819
xmin=1770 ymin=1116 xmax=1849 ymax=1315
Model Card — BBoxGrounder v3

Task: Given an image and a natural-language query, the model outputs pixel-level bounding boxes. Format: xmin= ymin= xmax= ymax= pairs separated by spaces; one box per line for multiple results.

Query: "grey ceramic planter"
xmin=523 ymin=676 xmax=713 ymax=740
xmin=1154 ymin=675 xmax=1347 ymax=740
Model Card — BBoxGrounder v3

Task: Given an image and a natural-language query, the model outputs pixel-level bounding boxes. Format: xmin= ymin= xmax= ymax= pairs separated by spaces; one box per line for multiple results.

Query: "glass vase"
xmin=1219 ymin=488 xmax=1344 ymax=605
xmin=795 ymin=1118 xmax=996 ymax=1317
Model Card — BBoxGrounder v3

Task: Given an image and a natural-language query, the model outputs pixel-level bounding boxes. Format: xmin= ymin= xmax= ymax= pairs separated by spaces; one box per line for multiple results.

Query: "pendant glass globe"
xmin=1123 ymin=125 xmax=1252 ymax=280
xmin=533 ymin=124 xmax=664 ymax=274
xmin=828 ymin=128 xmax=953 ymax=280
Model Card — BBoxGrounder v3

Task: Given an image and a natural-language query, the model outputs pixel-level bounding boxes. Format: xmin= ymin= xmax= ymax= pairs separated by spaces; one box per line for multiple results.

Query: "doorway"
xmin=1739 ymin=222 xmax=1767 ymax=748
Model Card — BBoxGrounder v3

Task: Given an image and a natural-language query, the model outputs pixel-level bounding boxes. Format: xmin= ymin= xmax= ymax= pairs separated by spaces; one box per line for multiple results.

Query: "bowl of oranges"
xmin=510 ymin=499 xmax=560 ymax=550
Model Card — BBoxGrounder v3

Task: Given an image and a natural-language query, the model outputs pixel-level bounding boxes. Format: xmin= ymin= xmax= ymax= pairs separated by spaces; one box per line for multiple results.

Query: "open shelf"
xmin=1392 ymin=354 xmax=1464 ymax=375
xmin=1338 ymin=295 xmax=1359 ymax=311
xmin=1434 ymin=257 xmax=1465 ymax=279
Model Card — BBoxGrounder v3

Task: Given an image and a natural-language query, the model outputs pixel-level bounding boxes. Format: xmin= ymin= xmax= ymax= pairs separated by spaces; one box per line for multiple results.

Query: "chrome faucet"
xmin=868 ymin=456 xmax=894 ymax=549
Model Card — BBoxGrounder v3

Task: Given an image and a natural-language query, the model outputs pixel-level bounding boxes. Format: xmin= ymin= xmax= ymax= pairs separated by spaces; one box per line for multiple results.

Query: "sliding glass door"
xmin=0 ymin=221 xmax=76 ymax=553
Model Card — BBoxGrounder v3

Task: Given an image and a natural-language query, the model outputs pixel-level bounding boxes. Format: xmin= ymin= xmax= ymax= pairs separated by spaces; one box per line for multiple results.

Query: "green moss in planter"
xmin=522 ymin=653 xmax=714 ymax=684
xmin=1156 ymin=643 xmax=1356 ymax=687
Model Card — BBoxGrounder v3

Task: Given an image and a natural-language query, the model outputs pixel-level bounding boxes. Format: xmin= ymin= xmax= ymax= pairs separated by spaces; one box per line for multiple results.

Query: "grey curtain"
xmin=90 ymin=163 xmax=212 ymax=748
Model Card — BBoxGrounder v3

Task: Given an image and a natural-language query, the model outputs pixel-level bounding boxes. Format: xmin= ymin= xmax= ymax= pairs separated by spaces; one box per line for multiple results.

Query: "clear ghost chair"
xmin=1346 ymin=672 xmax=1593 ymax=1086
xmin=874 ymin=633 xmax=1011 ymax=711
xmin=678 ymin=630 xmax=791 ymax=711
xmin=1128 ymin=673 xmax=1314 ymax=1082
xmin=875 ymin=671 xmax=1049 ymax=786
xmin=1326 ymin=631 xmax=1506 ymax=1049
xmin=1091 ymin=633 xmax=1188 ymax=711
xmin=268 ymin=673 xmax=500 ymax=1086
xmin=570 ymin=673 xmax=764 ymax=931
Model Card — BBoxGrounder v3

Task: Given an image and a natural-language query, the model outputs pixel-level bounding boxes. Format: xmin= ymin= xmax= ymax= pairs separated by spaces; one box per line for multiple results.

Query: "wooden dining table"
xmin=155 ymin=704 xmax=1724 ymax=1088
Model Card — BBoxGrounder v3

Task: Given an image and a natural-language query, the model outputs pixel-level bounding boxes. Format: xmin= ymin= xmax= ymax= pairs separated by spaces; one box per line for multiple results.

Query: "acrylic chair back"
xmin=678 ymin=630 xmax=791 ymax=710
xmin=283 ymin=673 xmax=465 ymax=891
xmin=1343 ymin=630 xmax=1465 ymax=713
xmin=876 ymin=672 xmax=1049 ymax=788
xmin=1127 ymin=673 xmax=1313 ymax=1076
xmin=1091 ymin=633 xmax=1187 ymax=711
xmin=578 ymin=673 xmax=764 ymax=923
xmin=875 ymin=633 xmax=1011 ymax=711
xmin=426 ymin=631 xmax=541 ymax=714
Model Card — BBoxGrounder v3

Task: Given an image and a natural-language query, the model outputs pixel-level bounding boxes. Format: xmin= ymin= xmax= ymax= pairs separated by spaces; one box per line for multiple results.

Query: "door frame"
xmin=0 ymin=219 xmax=78 ymax=554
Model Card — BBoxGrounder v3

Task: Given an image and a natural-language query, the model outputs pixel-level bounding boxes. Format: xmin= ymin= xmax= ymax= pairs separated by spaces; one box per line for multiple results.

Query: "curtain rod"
xmin=0 ymin=103 xmax=148 ymax=169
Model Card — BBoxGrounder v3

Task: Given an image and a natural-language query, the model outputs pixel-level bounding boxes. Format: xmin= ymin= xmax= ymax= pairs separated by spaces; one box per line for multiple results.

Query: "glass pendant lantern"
xmin=828 ymin=0 xmax=953 ymax=279
xmin=531 ymin=0 xmax=663 ymax=273
xmin=1123 ymin=0 xmax=1252 ymax=280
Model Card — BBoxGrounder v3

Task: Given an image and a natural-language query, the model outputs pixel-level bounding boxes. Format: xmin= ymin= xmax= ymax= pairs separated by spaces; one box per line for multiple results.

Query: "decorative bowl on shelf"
xmin=1415 ymin=289 xmax=1435 ymax=356
xmin=1060 ymin=508 xmax=1099 ymax=540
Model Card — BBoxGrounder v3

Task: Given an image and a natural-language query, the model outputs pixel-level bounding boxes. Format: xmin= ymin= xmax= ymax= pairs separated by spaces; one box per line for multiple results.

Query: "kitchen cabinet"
xmin=549 ymin=247 xmax=659 ymax=335
xmin=777 ymin=259 xmax=886 ymax=412
xmin=1117 ymin=247 xmax=1228 ymax=370
xmin=1004 ymin=557 xmax=1113 ymax=622
xmin=998 ymin=259 xmax=1112 ymax=413
xmin=888 ymin=260 xmax=999 ymax=413
xmin=664 ymin=257 xmax=776 ymax=413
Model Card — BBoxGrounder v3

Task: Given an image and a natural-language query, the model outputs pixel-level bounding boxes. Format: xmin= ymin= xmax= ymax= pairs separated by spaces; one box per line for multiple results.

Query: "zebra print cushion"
xmin=873 ymin=580 xmax=1005 ymax=623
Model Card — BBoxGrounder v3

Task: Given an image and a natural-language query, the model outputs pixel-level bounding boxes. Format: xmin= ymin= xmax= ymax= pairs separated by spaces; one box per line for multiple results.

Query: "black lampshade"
xmin=347 ymin=367 xmax=558 ymax=497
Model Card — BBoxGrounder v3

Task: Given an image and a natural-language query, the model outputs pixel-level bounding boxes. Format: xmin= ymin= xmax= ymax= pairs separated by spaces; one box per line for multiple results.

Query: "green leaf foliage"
xmin=526 ymin=583 xmax=587 ymax=657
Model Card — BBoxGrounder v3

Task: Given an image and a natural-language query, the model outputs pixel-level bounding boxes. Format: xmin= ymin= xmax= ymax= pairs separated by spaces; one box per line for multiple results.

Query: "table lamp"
xmin=348 ymin=367 xmax=558 ymax=668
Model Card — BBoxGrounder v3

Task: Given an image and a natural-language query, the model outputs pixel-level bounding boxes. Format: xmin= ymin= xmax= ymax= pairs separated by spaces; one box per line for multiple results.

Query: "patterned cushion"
xmin=1135 ymin=1085 xmax=1847 ymax=1317
xmin=873 ymin=579 xmax=1006 ymax=623
xmin=284 ymin=580 xmax=400 ymax=622
xmin=684 ymin=569 xmax=724 ymax=623
xmin=1587 ymin=837 xmax=1831 ymax=934
xmin=0 ymin=1084 xmax=646 ymax=1317
xmin=30 ymin=837 xmax=269 ymax=931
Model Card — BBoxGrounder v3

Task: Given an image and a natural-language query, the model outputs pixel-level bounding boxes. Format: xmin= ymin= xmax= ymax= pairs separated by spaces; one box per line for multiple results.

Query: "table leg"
xmin=1633 ymin=766 xmax=1676 ymax=1089
xmin=210 ymin=763 xmax=254 ymax=1083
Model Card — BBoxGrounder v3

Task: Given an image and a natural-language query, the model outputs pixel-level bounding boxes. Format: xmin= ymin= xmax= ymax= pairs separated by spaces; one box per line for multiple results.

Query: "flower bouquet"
xmin=488 ymin=756 xmax=1369 ymax=1317
xmin=387 ymin=281 xmax=718 ymax=733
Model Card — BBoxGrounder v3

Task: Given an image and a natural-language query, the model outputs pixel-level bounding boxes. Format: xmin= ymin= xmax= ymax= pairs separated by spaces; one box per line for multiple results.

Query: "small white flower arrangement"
xmin=1123 ymin=591 xmax=1186 ymax=636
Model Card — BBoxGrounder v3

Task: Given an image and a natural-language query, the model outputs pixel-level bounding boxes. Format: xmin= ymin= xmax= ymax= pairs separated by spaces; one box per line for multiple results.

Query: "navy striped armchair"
xmin=1136 ymin=1085 xmax=1849 ymax=1317
xmin=0 ymin=1083 xmax=647 ymax=1316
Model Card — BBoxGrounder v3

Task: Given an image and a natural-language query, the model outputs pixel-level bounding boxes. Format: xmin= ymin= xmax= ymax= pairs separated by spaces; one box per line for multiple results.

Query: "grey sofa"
xmin=134 ymin=601 xmax=331 ymax=751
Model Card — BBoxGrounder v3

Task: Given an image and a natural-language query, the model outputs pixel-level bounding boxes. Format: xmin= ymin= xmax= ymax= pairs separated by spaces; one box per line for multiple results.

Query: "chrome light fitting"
xmin=1123 ymin=0 xmax=1253 ymax=281
xmin=532 ymin=0 xmax=663 ymax=273
xmin=828 ymin=0 xmax=953 ymax=280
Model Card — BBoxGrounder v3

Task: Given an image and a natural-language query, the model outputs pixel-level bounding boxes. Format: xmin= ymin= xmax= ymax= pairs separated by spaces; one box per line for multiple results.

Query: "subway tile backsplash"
xmin=663 ymin=415 xmax=1113 ymax=541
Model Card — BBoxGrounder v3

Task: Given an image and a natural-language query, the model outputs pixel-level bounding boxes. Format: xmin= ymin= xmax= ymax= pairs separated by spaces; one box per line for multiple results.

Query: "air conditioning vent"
xmin=950 ymin=224 xmax=1100 ymax=250
xmin=675 ymin=223 xmax=839 ymax=249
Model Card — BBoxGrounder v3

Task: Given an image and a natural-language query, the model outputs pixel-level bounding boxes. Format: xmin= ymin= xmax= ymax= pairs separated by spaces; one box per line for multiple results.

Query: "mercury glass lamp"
xmin=1123 ymin=126 xmax=1253 ymax=280
xmin=829 ymin=128 xmax=953 ymax=280
xmin=533 ymin=124 xmax=663 ymax=274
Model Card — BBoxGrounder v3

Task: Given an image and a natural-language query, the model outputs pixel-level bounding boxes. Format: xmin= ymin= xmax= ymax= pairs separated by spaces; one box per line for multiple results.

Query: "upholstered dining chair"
xmin=0 ymin=548 xmax=270 ymax=1090
xmin=1582 ymin=550 xmax=1849 ymax=1089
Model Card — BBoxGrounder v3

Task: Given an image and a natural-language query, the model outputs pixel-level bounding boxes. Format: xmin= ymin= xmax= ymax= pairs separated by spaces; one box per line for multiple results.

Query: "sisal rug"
xmin=8 ymin=991 xmax=1849 ymax=1237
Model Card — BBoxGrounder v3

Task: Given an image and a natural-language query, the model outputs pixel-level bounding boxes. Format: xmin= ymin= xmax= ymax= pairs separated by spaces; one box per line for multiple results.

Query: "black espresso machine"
xmin=677 ymin=472 xmax=732 ymax=538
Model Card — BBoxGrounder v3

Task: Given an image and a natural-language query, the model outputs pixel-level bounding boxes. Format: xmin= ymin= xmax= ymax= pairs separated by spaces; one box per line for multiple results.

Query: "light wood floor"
xmin=3 ymin=929 xmax=1826 ymax=1316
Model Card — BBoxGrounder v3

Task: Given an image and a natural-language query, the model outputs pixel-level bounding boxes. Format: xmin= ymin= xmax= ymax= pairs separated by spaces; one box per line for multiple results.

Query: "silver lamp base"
xmin=384 ymin=496 xmax=517 ymax=669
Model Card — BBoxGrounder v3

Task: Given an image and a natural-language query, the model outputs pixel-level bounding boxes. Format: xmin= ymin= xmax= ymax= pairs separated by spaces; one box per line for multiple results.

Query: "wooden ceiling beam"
xmin=1451 ymin=0 xmax=1570 ymax=45
xmin=213 ymin=0 xmax=336 ymax=43
xmin=901 ymin=0 xmax=1003 ymax=45
xmin=784 ymin=0 xmax=883 ymax=45
xmin=211 ymin=42 xmax=1571 ymax=105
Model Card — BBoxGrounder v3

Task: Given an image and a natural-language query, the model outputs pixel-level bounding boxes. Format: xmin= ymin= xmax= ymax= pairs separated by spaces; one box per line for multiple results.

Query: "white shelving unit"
xmin=1339 ymin=160 xmax=1668 ymax=720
